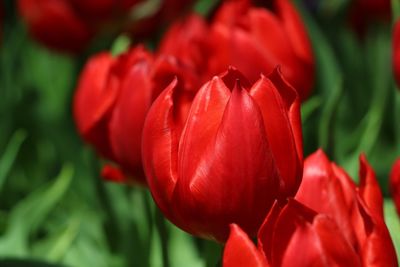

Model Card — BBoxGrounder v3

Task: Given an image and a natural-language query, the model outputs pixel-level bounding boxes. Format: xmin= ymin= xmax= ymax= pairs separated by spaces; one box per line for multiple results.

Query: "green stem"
xmin=90 ymin=155 xmax=120 ymax=252
xmin=155 ymin=208 xmax=170 ymax=267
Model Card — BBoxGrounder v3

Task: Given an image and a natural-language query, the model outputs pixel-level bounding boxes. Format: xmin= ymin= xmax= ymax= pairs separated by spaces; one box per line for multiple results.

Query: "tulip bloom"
xmin=349 ymin=0 xmax=391 ymax=36
xmin=390 ymin=159 xmax=400 ymax=216
xmin=18 ymin=0 xmax=194 ymax=53
xmin=158 ymin=14 xmax=211 ymax=81
xmin=142 ymin=67 xmax=303 ymax=242
xmin=296 ymin=150 xmax=397 ymax=266
xmin=208 ymin=0 xmax=315 ymax=101
xmin=74 ymin=46 xmax=198 ymax=184
xmin=18 ymin=0 xmax=93 ymax=53
xmin=393 ymin=20 xmax=400 ymax=88
xmin=223 ymin=150 xmax=398 ymax=267
xmin=224 ymin=200 xmax=362 ymax=267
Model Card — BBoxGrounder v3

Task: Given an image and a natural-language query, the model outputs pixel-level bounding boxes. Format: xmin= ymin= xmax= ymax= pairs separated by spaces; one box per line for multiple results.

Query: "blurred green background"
xmin=0 ymin=0 xmax=400 ymax=266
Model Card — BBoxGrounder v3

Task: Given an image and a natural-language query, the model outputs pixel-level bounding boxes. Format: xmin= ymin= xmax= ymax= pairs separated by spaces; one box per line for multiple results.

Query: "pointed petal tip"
xmin=309 ymin=148 xmax=329 ymax=162
xmin=267 ymin=65 xmax=300 ymax=101
xmin=219 ymin=66 xmax=251 ymax=89
xmin=101 ymin=165 xmax=129 ymax=184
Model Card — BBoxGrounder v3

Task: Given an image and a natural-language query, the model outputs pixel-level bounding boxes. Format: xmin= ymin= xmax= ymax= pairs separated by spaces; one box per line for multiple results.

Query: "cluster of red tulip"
xmin=17 ymin=0 xmax=194 ymax=53
xmin=19 ymin=0 xmax=400 ymax=265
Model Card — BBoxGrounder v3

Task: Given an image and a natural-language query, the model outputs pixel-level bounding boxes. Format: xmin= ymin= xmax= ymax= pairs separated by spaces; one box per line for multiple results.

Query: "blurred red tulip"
xmin=208 ymin=0 xmax=315 ymax=101
xmin=296 ymin=150 xmax=398 ymax=267
xmin=18 ymin=0 xmax=195 ymax=54
xmin=142 ymin=66 xmax=303 ymax=242
xmin=158 ymin=14 xmax=212 ymax=80
xmin=18 ymin=0 xmax=93 ymax=53
xmin=390 ymin=159 xmax=400 ymax=216
xmin=349 ymin=0 xmax=391 ymax=36
xmin=223 ymin=150 xmax=398 ymax=267
xmin=74 ymin=45 xmax=198 ymax=184
xmin=393 ymin=20 xmax=400 ymax=88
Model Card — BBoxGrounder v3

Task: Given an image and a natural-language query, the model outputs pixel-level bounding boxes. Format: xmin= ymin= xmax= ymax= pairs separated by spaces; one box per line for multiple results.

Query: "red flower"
xmin=223 ymin=150 xmax=398 ymax=266
xmin=393 ymin=20 xmax=400 ymax=89
xmin=349 ymin=0 xmax=391 ymax=36
xmin=296 ymin=150 xmax=397 ymax=266
xmin=224 ymin=200 xmax=362 ymax=267
xmin=18 ymin=0 xmax=92 ymax=53
xmin=18 ymin=0 xmax=195 ymax=53
xmin=390 ymin=158 xmax=400 ymax=216
xmin=158 ymin=14 xmax=212 ymax=81
xmin=73 ymin=46 xmax=198 ymax=184
xmin=208 ymin=0 xmax=315 ymax=101
xmin=142 ymin=67 xmax=303 ymax=242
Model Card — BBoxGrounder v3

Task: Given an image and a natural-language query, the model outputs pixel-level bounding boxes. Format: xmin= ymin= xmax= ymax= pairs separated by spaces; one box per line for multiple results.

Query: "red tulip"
xmin=18 ymin=0 xmax=92 ymax=53
xmin=158 ymin=14 xmax=211 ymax=80
xmin=208 ymin=0 xmax=315 ymax=101
xmin=390 ymin=158 xmax=400 ymax=216
xmin=393 ymin=20 xmax=400 ymax=88
xmin=142 ymin=66 xmax=303 ymax=242
xmin=223 ymin=199 xmax=361 ymax=267
xmin=74 ymin=45 xmax=198 ymax=184
xmin=349 ymin=0 xmax=391 ymax=36
xmin=223 ymin=150 xmax=398 ymax=267
xmin=296 ymin=150 xmax=398 ymax=267
xmin=18 ymin=0 xmax=194 ymax=53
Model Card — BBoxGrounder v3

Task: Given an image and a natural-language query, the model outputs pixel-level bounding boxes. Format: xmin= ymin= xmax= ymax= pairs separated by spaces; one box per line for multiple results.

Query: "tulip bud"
xmin=158 ymin=14 xmax=211 ymax=80
xmin=142 ymin=67 xmax=303 ymax=242
xmin=296 ymin=150 xmax=398 ymax=267
xmin=18 ymin=0 xmax=195 ymax=54
xmin=208 ymin=0 xmax=315 ymax=101
xmin=390 ymin=159 xmax=400 ymax=217
xmin=349 ymin=0 xmax=391 ymax=36
xmin=223 ymin=151 xmax=398 ymax=267
xmin=223 ymin=200 xmax=361 ymax=267
xmin=18 ymin=0 xmax=92 ymax=53
xmin=74 ymin=46 xmax=199 ymax=184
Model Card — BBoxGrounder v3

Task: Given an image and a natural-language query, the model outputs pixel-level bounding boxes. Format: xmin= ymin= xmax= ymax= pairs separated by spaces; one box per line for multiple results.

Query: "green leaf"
xmin=194 ymin=0 xmax=220 ymax=16
xmin=393 ymin=0 xmax=400 ymax=20
xmin=168 ymin=225 xmax=204 ymax=267
xmin=0 ymin=165 xmax=74 ymax=256
xmin=0 ymin=130 xmax=27 ymax=191
xmin=301 ymin=96 xmax=321 ymax=124
xmin=111 ymin=35 xmax=131 ymax=56
xmin=384 ymin=199 xmax=400 ymax=260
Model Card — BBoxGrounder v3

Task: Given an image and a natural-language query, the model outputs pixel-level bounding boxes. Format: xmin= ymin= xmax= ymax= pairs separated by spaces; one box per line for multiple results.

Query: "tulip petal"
xmin=355 ymin=198 xmax=398 ymax=267
xmin=296 ymin=150 xmax=358 ymax=248
xmin=281 ymin=215 xmax=361 ymax=267
xmin=142 ymin=78 xmax=186 ymax=221
xmin=269 ymin=199 xmax=316 ymax=266
xmin=18 ymin=0 xmax=92 ymax=53
xmin=223 ymin=224 xmax=268 ymax=267
xmin=101 ymin=164 xmax=129 ymax=184
xmin=275 ymin=0 xmax=314 ymax=68
xmin=250 ymin=69 xmax=302 ymax=197
xmin=248 ymin=7 xmax=295 ymax=66
xmin=177 ymin=76 xmax=230 ymax=184
xmin=358 ymin=154 xmax=383 ymax=218
xmin=158 ymin=14 xmax=210 ymax=72
xmin=175 ymin=81 xmax=279 ymax=241
xmin=109 ymin=61 xmax=152 ymax=184
xmin=73 ymin=52 xmax=119 ymax=158
xmin=257 ymin=201 xmax=281 ymax=264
